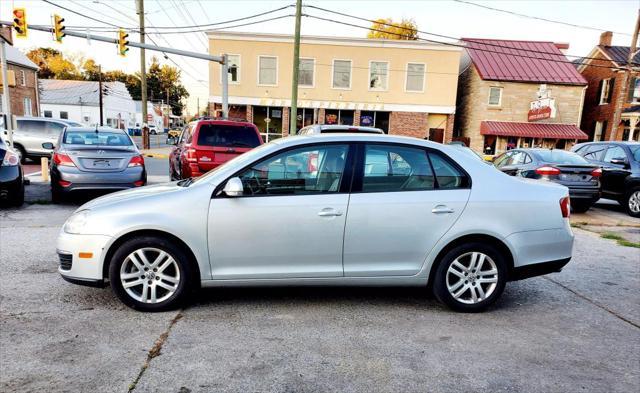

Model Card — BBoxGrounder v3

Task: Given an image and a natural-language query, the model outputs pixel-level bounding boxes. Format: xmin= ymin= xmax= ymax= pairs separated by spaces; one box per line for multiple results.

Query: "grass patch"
xmin=571 ymin=221 xmax=588 ymax=228
xmin=600 ymin=232 xmax=640 ymax=248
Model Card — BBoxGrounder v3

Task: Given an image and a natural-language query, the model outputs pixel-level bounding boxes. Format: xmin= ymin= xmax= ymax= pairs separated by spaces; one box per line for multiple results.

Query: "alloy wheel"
xmin=629 ymin=191 xmax=640 ymax=214
xmin=446 ymin=252 xmax=498 ymax=305
xmin=120 ymin=247 xmax=180 ymax=304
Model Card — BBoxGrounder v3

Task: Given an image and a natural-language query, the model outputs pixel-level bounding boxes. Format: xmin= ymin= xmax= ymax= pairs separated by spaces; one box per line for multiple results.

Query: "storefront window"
xmin=253 ymin=105 xmax=283 ymax=142
xmin=484 ymin=135 xmax=497 ymax=155
xmin=296 ymin=108 xmax=315 ymax=132
xmin=324 ymin=109 xmax=354 ymax=125
xmin=359 ymin=111 xmax=389 ymax=133
xmin=506 ymin=137 xmax=517 ymax=150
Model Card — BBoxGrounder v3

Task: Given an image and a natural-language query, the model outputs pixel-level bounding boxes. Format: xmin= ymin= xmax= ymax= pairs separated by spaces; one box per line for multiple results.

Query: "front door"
xmin=343 ymin=143 xmax=471 ymax=276
xmin=208 ymin=143 xmax=352 ymax=279
xmin=601 ymin=145 xmax=631 ymax=198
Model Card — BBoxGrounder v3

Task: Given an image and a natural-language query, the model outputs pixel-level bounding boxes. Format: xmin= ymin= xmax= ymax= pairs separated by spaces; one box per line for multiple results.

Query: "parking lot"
xmin=1 ymin=156 xmax=639 ymax=392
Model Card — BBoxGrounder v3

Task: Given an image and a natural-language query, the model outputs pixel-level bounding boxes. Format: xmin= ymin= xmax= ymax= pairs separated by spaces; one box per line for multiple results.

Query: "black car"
xmin=0 ymin=137 xmax=25 ymax=207
xmin=493 ymin=148 xmax=601 ymax=213
xmin=571 ymin=142 xmax=640 ymax=218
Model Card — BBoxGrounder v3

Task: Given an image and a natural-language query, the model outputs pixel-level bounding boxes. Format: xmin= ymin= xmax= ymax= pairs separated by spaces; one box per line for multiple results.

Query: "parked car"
xmin=6 ymin=117 xmax=83 ymax=163
xmin=493 ymin=149 xmax=601 ymax=213
xmin=58 ymin=134 xmax=574 ymax=312
xmin=169 ymin=119 xmax=263 ymax=180
xmin=48 ymin=127 xmax=146 ymax=202
xmin=572 ymin=142 xmax=640 ymax=217
xmin=0 ymin=136 xmax=24 ymax=207
xmin=298 ymin=124 xmax=384 ymax=135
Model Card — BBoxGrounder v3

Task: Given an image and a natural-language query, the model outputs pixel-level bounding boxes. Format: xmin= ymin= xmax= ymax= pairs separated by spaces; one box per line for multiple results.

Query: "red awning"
xmin=480 ymin=121 xmax=588 ymax=140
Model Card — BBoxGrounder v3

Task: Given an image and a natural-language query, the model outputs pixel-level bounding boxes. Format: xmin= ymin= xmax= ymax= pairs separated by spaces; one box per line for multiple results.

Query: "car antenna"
xmin=95 ymin=124 xmax=99 ymax=133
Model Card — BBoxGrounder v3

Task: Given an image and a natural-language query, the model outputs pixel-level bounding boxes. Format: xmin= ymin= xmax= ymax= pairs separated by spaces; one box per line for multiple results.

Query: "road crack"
xmin=128 ymin=310 xmax=184 ymax=392
xmin=543 ymin=276 xmax=640 ymax=329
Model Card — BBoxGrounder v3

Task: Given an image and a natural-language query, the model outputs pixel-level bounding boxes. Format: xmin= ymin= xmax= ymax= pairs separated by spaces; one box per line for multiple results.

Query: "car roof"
xmin=302 ymin=124 xmax=384 ymax=134
xmin=270 ymin=132 xmax=447 ymax=149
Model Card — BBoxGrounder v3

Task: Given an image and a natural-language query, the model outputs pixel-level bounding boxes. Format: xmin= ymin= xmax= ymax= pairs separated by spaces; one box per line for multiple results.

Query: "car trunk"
xmin=67 ymin=147 xmax=137 ymax=172
xmin=194 ymin=146 xmax=252 ymax=172
xmin=552 ymin=164 xmax=599 ymax=187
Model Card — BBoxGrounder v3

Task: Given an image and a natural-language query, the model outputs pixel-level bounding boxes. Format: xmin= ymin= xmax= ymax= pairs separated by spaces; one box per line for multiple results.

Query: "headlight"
xmin=63 ymin=210 xmax=89 ymax=234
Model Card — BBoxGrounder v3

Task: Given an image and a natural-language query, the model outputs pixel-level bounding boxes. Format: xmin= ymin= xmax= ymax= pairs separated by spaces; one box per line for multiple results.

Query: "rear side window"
xmin=362 ymin=145 xmax=435 ymax=192
xmin=429 ymin=152 xmax=469 ymax=189
xmin=18 ymin=120 xmax=45 ymax=134
xmin=197 ymin=124 xmax=260 ymax=148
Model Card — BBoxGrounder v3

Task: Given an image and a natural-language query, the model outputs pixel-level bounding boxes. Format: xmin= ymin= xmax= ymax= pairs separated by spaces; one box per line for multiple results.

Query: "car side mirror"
xmin=223 ymin=177 xmax=244 ymax=197
xmin=42 ymin=142 xmax=55 ymax=149
xmin=610 ymin=158 xmax=629 ymax=166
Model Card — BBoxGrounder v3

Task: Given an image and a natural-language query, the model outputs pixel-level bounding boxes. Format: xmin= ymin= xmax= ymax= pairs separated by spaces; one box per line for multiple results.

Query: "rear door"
xmin=193 ymin=123 xmax=262 ymax=172
xmin=16 ymin=120 xmax=46 ymax=155
xmin=343 ymin=143 xmax=471 ymax=277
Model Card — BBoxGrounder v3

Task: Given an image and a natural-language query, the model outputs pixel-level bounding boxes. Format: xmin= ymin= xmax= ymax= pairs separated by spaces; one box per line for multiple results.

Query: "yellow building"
xmin=208 ymin=32 xmax=461 ymax=142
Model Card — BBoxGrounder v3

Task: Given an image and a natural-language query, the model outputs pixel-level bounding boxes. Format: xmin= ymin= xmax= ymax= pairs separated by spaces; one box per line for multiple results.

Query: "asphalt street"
xmin=1 ymin=200 xmax=639 ymax=392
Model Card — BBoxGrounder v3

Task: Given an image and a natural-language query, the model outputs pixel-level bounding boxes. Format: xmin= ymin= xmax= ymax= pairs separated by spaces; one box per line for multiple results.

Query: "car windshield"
xmin=629 ymin=145 xmax=640 ymax=162
xmin=197 ymin=124 xmax=261 ymax=148
xmin=64 ymin=131 xmax=132 ymax=146
xmin=535 ymin=149 xmax=589 ymax=165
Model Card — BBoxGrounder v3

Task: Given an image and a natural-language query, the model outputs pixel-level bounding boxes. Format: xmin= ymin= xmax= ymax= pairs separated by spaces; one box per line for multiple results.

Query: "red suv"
xmin=169 ymin=119 xmax=263 ymax=180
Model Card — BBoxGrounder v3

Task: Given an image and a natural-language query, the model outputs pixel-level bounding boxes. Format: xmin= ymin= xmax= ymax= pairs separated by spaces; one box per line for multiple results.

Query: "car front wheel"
xmin=433 ymin=242 xmax=507 ymax=312
xmin=109 ymin=236 xmax=195 ymax=311
xmin=625 ymin=188 xmax=640 ymax=218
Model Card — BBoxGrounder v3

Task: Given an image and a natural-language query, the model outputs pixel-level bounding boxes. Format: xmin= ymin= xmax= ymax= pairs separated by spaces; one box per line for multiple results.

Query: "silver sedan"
xmin=57 ymin=133 xmax=574 ymax=312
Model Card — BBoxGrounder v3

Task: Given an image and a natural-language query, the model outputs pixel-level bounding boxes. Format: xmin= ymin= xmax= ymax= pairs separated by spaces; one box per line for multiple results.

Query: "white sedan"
xmin=57 ymin=134 xmax=574 ymax=312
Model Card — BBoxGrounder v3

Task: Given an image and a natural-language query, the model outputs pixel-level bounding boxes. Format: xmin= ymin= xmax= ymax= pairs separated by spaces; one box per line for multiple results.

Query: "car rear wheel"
xmin=625 ymin=188 xmax=640 ymax=218
xmin=433 ymin=242 xmax=507 ymax=312
xmin=14 ymin=144 xmax=27 ymax=164
xmin=571 ymin=201 xmax=592 ymax=213
xmin=109 ymin=236 xmax=195 ymax=311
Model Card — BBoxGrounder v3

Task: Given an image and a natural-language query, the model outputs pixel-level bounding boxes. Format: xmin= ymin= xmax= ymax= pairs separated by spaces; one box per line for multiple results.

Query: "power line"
xmin=42 ymin=0 xmax=121 ymax=28
xmin=452 ymin=0 xmax=631 ymax=36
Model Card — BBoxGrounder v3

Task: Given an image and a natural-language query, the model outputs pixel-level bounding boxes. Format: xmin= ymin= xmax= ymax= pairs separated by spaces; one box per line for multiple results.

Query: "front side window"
xmin=406 ymin=63 xmax=425 ymax=92
xmin=299 ymin=58 xmax=315 ymax=87
xmin=226 ymin=54 xmax=240 ymax=83
xmin=488 ymin=87 xmax=502 ymax=106
xmin=332 ymin=60 xmax=352 ymax=89
xmin=362 ymin=145 xmax=435 ymax=192
xmin=258 ymin=56 xmax=277 ymax=86
xmin=369 ymin=61 xmax=388 ymax=90
xmin=603 ymin=146 xmax=627 ymax=164
xmin=582 ymin=144 xmax=607 ymax=161
xmin=238 ymin=144 xmax=349 ymax=196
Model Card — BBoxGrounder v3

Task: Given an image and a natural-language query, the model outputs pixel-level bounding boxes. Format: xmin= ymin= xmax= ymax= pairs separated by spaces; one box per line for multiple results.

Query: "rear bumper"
xmin=53 ymin=166 xmax=146 ymax=191
xmin=0 ymin=166 xmax=23 ymax=199
xmin=568 ymin=186 xmax=600 ymax=201
xmin=510 ymin=257 xmax=571 ymax=281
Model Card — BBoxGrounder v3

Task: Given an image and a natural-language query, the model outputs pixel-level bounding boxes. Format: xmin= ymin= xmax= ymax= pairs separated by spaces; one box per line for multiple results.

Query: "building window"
xmin=299 ymin=58 xmax=315 ymax=87
xmin=369 ymin=61 xmax=388 ymax=90
xmin=405 ymin=63 xmax=425 ymax=92
xmin=60 ymin=111 xmax=69 ymax=119
xmin=332 ymin=59 xmax=352 ymax=89
xmin=488 ymin=87 xmax=503 ymax=106
xmin=20 ymin=70 xmax=26 ymax=86
xmin=296 ymin=108 xmax=316 ymax=131
xmin=253 ymin=105 xmax=282 ymax=142
xmin=325 ymin=109 xmax=354 ymax=125
xmin=593 ymin=121 xmax=607 ymax=141
xmin=359 ymin=111 xmax=390 ymax=133
xmin=225 ymin=54 xmax=240 ymax=84
xmin=43 ymin=110 xmax=52 ymax=118
xmin=629 ymin=77 xmax=640 ymax=103
xmin=599 ymin=78 xmax=614 ymax=105
xmin=258 ymin=56 xmax=277 ymax=86
xmin=23 ymin=97 xmax=32 ymax=116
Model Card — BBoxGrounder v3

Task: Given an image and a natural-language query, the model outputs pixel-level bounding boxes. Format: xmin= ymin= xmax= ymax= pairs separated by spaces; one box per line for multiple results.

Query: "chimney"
xmin=599 ymin=31 xmax=613 ymax=47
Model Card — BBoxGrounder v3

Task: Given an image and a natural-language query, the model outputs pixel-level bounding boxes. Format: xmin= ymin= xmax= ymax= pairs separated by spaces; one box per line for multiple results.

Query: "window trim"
xmin=488 ymin=86 xmax=503 ymax=107
xmin=298 ymin=57 xmax=316 ymax=89
xmin=220 ymin=53 xmax=241 ymax=85
xmin=331 ymin=59 xmax=352 ymax=90
xmin=20 ymin=70 xmax=26 ymax=86
xmin=404 ymin=62 xmax=426 ymax=93
xmin=599 ymin=78 xmax=611 ymax=105
xmin=368 ymin=60 xmax=389 ymax=91
xmin=257 ymin=55 xmax=278 ymax=87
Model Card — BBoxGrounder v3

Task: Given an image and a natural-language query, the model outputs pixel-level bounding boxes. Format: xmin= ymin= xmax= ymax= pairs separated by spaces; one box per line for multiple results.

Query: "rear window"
xmin=534 ymin=150 xmax=589 ymax=165
xmin=196 ymin=124 xmax=261 ymax=148
xmin=64 ymin=131 xmax=132 ymax=146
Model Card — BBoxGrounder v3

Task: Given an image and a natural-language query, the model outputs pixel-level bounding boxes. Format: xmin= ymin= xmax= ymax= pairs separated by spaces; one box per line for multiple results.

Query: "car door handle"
xmin=318 ymin=208 xmax=343 ymax=217
xmin=432 ymin=205 xmax=455 ymax=214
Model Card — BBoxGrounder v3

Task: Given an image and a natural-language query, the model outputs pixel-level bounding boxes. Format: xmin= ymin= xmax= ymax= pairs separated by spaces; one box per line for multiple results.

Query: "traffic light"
xmin=12 ymin=8 xmax=27 ymax=38
xmin=53 ymin=14 xmax=65 ymax=43
xmin=118 ymin=29 xmax=129 ymax=57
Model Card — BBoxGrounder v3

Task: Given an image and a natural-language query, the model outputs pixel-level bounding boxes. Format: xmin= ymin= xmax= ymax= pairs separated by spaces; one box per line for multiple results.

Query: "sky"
xmin=1 ymin=0 xmax=638 ymax=116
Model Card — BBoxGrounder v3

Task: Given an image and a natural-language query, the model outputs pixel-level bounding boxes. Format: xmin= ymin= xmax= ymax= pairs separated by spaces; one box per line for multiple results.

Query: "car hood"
xmin=80 ymin=182 xmax=183 ymax=211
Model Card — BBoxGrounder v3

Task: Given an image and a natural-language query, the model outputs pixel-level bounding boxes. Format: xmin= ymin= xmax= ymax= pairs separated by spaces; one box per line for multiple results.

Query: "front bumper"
xmin=57 ymin=231 xmax=112 ymax=284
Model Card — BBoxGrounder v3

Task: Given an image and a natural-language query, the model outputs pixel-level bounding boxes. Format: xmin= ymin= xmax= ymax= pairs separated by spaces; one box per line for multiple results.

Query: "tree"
xmin=26 ymin=48 xmax=81 ymax=79
xmin=145 ymin=57 xmax=189 ymax=116
xmin=367 ymin=18 xmax=418 ymax=40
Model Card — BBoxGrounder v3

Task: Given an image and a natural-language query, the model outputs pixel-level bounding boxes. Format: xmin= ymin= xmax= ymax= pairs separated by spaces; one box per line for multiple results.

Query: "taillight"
xmin=53 ymin=153 xmax=75 ymax=167
xmin=590 ymin=168 xmax=602 ymax=178
xmin=2 ymin=150 xmax=19 ymax=166
xmin=128 ymin=155 xmax=145 ymax=167
xmin=560 ymin=196 xmax=571 ymax=218
xmin=133 ymin=180 xmax=145 ymax=186
xmin=535 ymin=166 xmax=561 ymax=176
xmin=185 ymin=148 xmax=198 ymax=163
xmin=58 ymin=180 xmax=72 ymax=187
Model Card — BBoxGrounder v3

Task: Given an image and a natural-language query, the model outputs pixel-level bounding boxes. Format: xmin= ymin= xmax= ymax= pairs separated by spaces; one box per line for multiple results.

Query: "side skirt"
xmin=201 ymin=275 xmax=427 ymax=288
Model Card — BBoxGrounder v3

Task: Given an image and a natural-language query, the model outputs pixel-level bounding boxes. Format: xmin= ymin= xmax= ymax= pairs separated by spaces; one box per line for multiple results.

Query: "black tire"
xmin=624 ymin=187 xmax=640 ymax=218
xmin=51 ymin=183 xmax=63 ymax=203
xmin=571 ymin=201 xmax=592 ymax=213
xmin=109 ymin=236 xmax=195 ymax=312
xmin=14 ymin=144 xmax=27 ymax=164
xmin=432 ymin=242 xmax=508 ymax=313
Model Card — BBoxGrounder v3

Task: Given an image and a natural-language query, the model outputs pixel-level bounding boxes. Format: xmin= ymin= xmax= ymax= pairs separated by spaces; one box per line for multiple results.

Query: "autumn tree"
xmin=367 ymin=18 xmax=418 ymax=40
xmin=26 ymin=48 xmax=81 ymax=79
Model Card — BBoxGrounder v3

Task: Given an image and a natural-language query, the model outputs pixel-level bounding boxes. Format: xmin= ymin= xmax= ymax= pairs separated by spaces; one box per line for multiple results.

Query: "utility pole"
xmin=611 ymin=9 xmax=640 ymax=141
xmin=221 ymin=53 xmax=229 ymax=119
xmin=0 ymin=39 xmax=13 ymax=148
xmin=197 ymin=97 xmax=200 ymax=117
xmin=136 ymin=0 xmax=149 ymax=149
xmin=98 ymin=65 xmax=104 ymax=126
xmin=289 ymin=0 xmax=302 ymax=136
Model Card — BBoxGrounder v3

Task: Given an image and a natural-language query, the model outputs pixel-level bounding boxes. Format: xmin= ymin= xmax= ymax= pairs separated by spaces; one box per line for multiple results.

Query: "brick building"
xmin=455 ymin=39 xmax=589 ymax=154
xmin=577 ymin=31 xmax=640 ymax=142
xmin=208 ymin=32 xmax=460 ymax=142
xmin=0 ymin=44 xmax=39 ymax=117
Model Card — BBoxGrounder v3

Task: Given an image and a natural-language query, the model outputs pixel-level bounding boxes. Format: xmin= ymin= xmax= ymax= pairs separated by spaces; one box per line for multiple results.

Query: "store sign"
xmin=528 ymin=84 xmax=556 ymax=122
xmin=360 ymin=115 xmax=373 ymax=126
